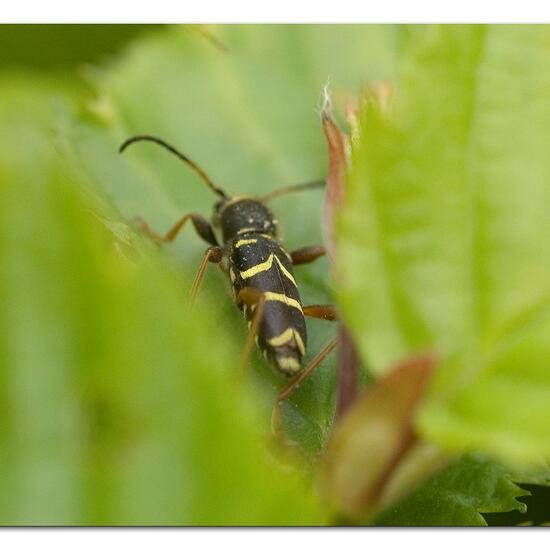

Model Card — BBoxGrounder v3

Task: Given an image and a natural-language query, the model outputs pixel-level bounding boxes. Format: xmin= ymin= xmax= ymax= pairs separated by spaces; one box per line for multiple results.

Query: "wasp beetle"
xmin=119 ymin=135 xmax=338 ymax=428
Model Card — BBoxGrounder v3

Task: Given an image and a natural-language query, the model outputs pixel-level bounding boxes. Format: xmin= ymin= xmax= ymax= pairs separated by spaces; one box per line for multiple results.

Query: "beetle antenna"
xmin=119 ymin=134 xmax=228 ymax=199
xmin=260 ymin=180 xmax=325 ymax=202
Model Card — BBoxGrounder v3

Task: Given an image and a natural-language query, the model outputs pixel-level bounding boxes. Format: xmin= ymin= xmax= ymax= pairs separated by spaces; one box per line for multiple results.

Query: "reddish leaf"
xmin=320 ymin=353 xmax=443 ymax=520
xmin=321 ymin=91 xmax=348 ymax=261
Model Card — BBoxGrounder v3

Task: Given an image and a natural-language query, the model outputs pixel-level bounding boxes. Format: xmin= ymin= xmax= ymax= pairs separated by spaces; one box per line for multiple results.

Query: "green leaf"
xmin=375 ymin=454 xmax=531 ymax=526
xmin=62 ymin=24 xmax=399 ymax=453
xmin=0 ymin=80 xmax=326 ymax=525
xmin=338 ymin=25 xmax=550 ymax=464
xmin=0 ymin=24 xmax=158 ymax=72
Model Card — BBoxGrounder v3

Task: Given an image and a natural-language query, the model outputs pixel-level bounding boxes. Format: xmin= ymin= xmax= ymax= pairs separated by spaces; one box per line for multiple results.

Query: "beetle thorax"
xmin=215 ymin=197 xmax=278 ymax=242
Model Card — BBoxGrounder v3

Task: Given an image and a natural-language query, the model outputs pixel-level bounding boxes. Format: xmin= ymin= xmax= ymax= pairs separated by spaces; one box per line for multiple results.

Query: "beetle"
xmin=119 ymin=135 xmax=338 ymax=429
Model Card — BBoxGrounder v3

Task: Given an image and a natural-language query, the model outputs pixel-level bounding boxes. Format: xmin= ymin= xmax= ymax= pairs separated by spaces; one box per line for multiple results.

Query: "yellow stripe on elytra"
xmin=239 ymin=253 xmax=297 ymax=287
xmin=263 ymin=292 xmax=303 ymax=312
xmin=268 ymin=327 xmax=306 ymax=355
xmin=273 ymin=255 xmax=297 ymax=287
xmin=293 ymin=331 xmax=306 ymax=356
xmin=235 ymin=238 xmax=258 ymax=248
xmin=239 ymin=254 xmax=274 ymax=279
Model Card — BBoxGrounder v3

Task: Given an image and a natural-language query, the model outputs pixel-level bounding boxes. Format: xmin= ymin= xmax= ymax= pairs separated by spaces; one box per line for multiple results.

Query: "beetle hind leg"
xmin=271 ymin=335 xmax=339 ymax=437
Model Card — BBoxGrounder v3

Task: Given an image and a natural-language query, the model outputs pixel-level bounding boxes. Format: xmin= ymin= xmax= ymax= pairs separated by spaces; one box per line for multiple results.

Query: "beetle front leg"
xmin=135 ymin=211 xmax=218 ymax=247
xmin=189 ymin=246 xmax=224 ymax=306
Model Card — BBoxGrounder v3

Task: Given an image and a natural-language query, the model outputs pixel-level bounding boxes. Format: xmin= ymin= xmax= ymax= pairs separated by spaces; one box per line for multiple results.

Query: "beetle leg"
xmin=290 ymin=245 xmax=326 ymax=266
xmin=135 ymin=212 xmax=218 ymax=246
xmin=271 ymin=336 xmax=339 ymax=437
xmin=235 ymin=287 xmax=266 ymax=383
xmin=303 ymin=304 xmax=338 ymax=321
xmin=189 ymin=246 xmax=223 ymax=306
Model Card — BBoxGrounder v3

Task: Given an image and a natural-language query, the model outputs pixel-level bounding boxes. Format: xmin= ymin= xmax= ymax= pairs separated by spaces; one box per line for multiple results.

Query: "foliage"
xmin=338 ymin=25 xmax=550 ymax=465
xmin=0 ymin=81 xmax=327 ymax=525
xmin=0 ymin=24 xmax=549 ymax=525
xmin=377 ymin=454 xmax=536 ymax=526
xmin=64 ymin=24 xmax=398 ymax=454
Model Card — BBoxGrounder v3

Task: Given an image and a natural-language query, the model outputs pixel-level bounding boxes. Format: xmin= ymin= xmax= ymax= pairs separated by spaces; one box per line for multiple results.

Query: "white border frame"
xmin=1 ymin=0 xmax=550 ymax=23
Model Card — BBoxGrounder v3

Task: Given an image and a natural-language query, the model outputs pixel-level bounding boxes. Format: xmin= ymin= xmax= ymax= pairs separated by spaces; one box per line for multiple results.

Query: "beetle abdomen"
xmin=229 ymin=233 xmax=307 ymax=376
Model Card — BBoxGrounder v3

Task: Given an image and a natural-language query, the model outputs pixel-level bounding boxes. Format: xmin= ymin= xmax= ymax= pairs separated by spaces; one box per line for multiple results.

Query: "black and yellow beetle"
xmin=119 ymin=135 xmax=338 ymax=425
